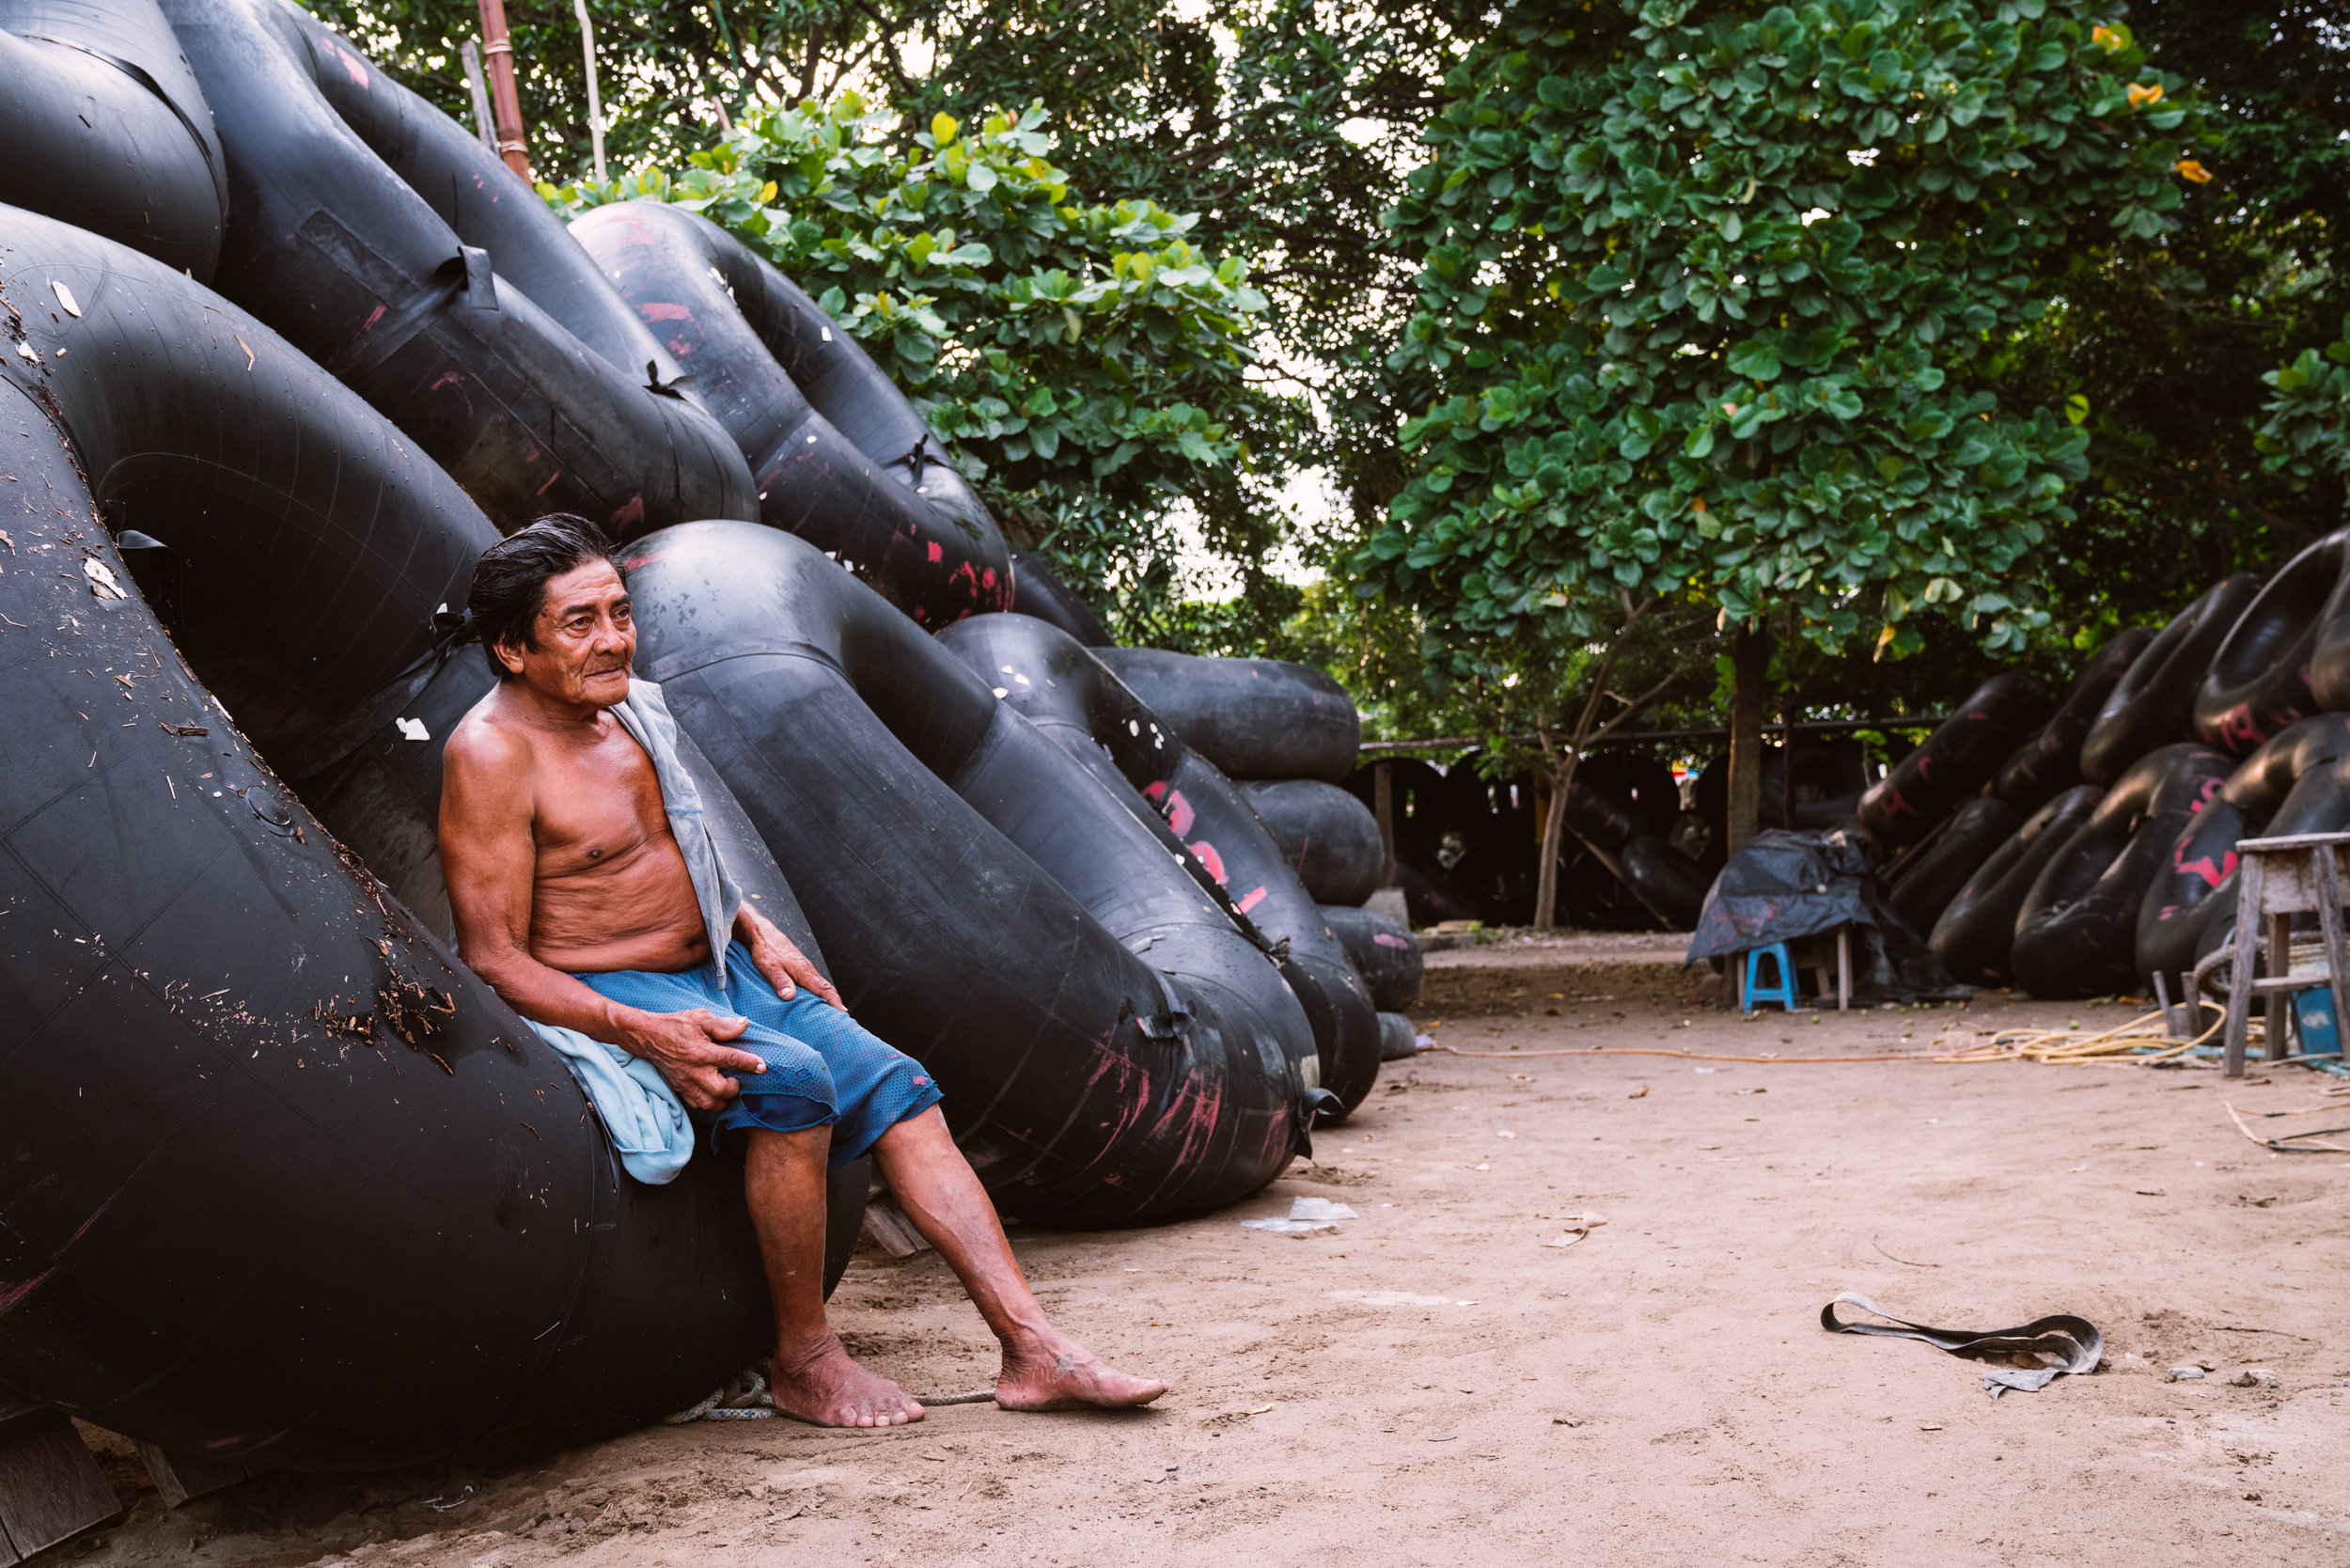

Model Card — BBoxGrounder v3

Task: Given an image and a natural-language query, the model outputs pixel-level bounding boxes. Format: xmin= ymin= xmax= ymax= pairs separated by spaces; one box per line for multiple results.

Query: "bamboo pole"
xmin=475 ymin=0 xmax=532 ymax=181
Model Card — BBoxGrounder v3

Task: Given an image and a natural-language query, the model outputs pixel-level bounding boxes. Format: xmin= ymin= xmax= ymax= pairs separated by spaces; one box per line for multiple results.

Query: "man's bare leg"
xmin=872 ymin=1107 xmax=1166 ymax=1411
xmin=744 ymin=1127 xmax=925 ymax=1427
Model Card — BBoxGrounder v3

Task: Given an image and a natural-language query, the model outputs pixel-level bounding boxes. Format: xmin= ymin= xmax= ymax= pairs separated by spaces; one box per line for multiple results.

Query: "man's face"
xmin=496 ymin=557 xmax=634 ymax=708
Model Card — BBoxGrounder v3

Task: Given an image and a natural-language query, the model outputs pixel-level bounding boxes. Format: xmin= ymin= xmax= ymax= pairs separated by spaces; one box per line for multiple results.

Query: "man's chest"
xmin=533 ymin=731 xmax=671 ymax=871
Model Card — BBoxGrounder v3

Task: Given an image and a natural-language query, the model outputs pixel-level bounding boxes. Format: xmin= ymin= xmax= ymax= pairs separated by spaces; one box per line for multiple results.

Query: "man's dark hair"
xmin=467 ymin=513 xmax=621 ymax=680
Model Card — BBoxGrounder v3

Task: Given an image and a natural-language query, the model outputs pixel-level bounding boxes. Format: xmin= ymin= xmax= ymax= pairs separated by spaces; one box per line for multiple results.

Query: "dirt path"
xmin=70 ymin=982 xmax=2350 ymax=1566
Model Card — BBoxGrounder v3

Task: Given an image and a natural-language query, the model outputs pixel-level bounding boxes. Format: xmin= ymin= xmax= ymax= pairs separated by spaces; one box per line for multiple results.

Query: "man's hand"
xmin=739 ymin=902 xmax=845 ymax=1010
xmin=616 ymin=1007 xmax=770 ymax=1111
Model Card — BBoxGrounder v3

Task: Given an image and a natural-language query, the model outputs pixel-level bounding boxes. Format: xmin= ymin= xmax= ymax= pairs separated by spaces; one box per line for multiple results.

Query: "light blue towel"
xmin=531 ymin=1022 xmax=697 ymax=1184
xmin=525 ymin=677 xmax=745 ymax=1184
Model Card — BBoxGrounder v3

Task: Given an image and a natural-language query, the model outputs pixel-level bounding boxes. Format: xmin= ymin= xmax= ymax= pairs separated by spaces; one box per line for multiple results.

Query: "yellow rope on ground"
xmin=1928 ymin=1008 xmax=2231 ymax=1065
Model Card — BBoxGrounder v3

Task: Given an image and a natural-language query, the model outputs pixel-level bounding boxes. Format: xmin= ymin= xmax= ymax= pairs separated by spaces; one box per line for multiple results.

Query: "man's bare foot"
xmin=995 ymin=1333 xmax=1167 ymax=1412
xmin=769 ymin=1334 xmax=925 ymax=1428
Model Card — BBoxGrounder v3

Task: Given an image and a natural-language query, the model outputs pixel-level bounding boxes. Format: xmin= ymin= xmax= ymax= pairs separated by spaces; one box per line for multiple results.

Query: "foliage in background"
xmin=2259 ymin=316 xmax=2350 ymax=498
xmin=542 ymin=96 xmax=1290 ymax=639
xmin=302 ymin=0 xmax=1478 ymax=638
xmin=1356 ymin=0 xmax=2206 ymax=726
xmin=1996 ymin=0 xmax=2349 ymax=653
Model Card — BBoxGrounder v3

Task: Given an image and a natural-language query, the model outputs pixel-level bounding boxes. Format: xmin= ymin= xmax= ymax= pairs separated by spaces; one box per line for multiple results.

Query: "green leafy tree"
xmin=1995 ymin=0 xmax=2350 ymax=651
xmin=2259 ymin=317 xmax=2350 ymax=501
xmin=1355 ymin=0 xmax=2204 ymax=852
xmin=543 ymin=96 xmax=1288 ymax=635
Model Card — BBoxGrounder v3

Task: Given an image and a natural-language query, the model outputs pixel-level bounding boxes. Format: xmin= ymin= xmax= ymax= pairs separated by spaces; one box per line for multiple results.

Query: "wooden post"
xmin=475 ymin=0 xmax=533 ymax=181
xmin=459 ymin=40 xmax=498 ymax=158
xmin=1372 ymin=760 xmax=1397 ymax=889
xmin=134 ymin=1443 xmax=246 ymax=1509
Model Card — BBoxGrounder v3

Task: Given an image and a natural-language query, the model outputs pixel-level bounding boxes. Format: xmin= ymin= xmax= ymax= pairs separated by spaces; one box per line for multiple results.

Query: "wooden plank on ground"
xmin=0 ymin=1410 xmax=121 ymax=1561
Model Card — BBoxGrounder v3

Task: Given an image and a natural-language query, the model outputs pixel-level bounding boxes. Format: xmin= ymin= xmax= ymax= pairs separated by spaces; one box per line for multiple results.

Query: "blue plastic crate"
xmin=2293 ymin=986 xmax=2341 ymax=1056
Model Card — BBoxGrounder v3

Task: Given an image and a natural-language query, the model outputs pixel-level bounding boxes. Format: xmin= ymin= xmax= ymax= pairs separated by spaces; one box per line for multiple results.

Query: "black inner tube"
xmin=624 ymin=520 xmax=1324 ymax=1224
xmin=1930 ymin=786 xmax=2105 ymax=986
xmin=1008 ymin=547 xmax=1116 ymax=648
xmin=0 ymin=208 xmax=807 ymax=1472
xmin=1321 ymin=905 xmax=1423 ymax=1013
xmin=2135 ymin=713 xmax=2350 ymax=995
xmin=1991 ymin=627 xmax=2155 ymax=814
xmin=2010 ymin=743 xmax=2234 ymax=999
xmin=1857 ymin=671 xmax=2050 ymax=850
xmin=937 ymin=612 xmax=1382 ymax=1115
xmin=1094 ymin=648 xmax=1360 ymax=784
xmin=1887 ymin=795 xmax=2024 ymax=939
xmin=156 ymin=0 xmax=758 ymax=536
xmin=0 ymin=0 xmax=227 ymax=278
xmin=569 ymin=200 xmax=1016 ymax=627
xmin=2078 ymin=575 xmax=2263 ymax=784
xmin=2192 ymin=530 xmax=2350 ymax=754
xmin=1237 ymin=778 xmax=1386 ymax=908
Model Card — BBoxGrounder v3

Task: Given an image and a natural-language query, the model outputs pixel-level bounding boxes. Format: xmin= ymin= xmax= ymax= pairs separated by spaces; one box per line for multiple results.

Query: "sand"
xmin=62 ymin=961 xmax=2350 ymax=1566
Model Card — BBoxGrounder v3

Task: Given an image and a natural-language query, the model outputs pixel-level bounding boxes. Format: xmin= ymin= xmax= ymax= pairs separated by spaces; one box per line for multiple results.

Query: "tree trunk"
xmin=1531 ymin=755 xmax=1579 ymax=933
xmin=1726 ymin=620 xmax=1770 ymax=859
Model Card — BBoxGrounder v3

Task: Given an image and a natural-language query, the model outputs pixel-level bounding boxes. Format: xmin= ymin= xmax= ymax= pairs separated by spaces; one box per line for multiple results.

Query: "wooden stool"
xmin=2220 ymin=831 xmax=2350 ymax=1078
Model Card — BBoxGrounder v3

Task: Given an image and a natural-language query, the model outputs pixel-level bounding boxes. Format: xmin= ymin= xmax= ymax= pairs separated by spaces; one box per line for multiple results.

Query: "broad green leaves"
xmin=541 ymin=94 xmax=1278 ymax=615
xmin=2258 ymin=315 xmax=2350 ymax=490
xmin=1355 ymin=0 xmax=2202 ymax=676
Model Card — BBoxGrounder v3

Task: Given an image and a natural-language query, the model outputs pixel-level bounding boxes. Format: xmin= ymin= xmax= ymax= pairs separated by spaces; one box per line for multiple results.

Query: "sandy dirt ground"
xmin=58 ymin=957 xmax=2350 ymax=1567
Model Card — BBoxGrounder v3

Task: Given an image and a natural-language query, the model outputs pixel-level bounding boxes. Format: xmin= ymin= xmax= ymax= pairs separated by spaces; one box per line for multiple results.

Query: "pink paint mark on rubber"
xmin=1372 ymin=933 xmax=1411 ymax=949
xmin=535 ymin=470 xmax=563 ymax=496
xmin=1236 ymin=886 xmax=1267 ymax=914
xmin=2174 ymin=846 xmax=2236 ymax=888
xmin=609 ymin=496 xmax=646 ymax=534
xmin=928 ymin=541 xmax=943 ymax=563
xmin=1142 ymin=780 xmax=1167 ymax=804
xmin=666 ymin=337 xmax=695 ymax=359
xmin=1163 ymin=790 xmax=1195 ymax=837
xmin=1189 ymin=839 xmax=1226 ymax=884
xmin=639 ymin=303 xmax=692 ymax=322
xmin=329 ymin=40 xmax=368 ymax=86
xmin=427 ymin=370 xmax=476 ymax=416
xmin=357 ymin=304 xmax=386 ymax=334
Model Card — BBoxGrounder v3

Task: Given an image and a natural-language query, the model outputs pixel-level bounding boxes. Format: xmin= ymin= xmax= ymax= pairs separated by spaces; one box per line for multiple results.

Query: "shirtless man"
xmin=439 ymin=514 xmax=1164 ymax=1427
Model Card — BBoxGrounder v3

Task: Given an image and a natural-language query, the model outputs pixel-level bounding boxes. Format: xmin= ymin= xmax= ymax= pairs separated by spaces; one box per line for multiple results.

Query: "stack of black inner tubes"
xmin=0 ymin=0 xmax=1422 ymax=1470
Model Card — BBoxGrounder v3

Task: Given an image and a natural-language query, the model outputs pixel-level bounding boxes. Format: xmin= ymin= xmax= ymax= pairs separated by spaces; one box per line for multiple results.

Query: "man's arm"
xmin=439 ymin=720 xmax=766 ymax=1110
xmin=736 ymin=899 xmax=845 ymax=1010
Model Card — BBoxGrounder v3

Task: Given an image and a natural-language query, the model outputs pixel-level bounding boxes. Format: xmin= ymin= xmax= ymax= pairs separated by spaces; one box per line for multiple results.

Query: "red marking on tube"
xmin=0 ymin=1266 xmax=55 ymax=1313
xmin=666 ymin=337 xmax=695 ymax=359
xmin=620 ymin=554 xmax=659 ymax=571
xmin=428 ymin=371 xmax=476 ymax=416
xmin=357 ymin=304 xmax=386 ymax=334
xmin=1236 ymin=886 xmax=1267 ymax=913
xmin=982 ymin=568 xmax=997 ymax=588
xmin=1373 ymin=933 xmax=1411 ymax=949
xmin=1189 ymin=839 xmax=1226 ymax=884
xmin=1163 ymin=790 xmax=1194 ymax=837
xmin=1142 ymin=780 xmax=1167 ymax=804
xmin=639 ymin=303 xmax=692 ymax=322
xmin=2174 ymin=846 xmax=2236 ymax=888
xmin=535 ymin=470 xmax=562 ymax=496
xmin=609 ymin=496 xmax=645 ymax=534
xmin=928 ymin=541 xmax=943 ymax=563
xmin=329 ymin=40 xmax=368 ymax=86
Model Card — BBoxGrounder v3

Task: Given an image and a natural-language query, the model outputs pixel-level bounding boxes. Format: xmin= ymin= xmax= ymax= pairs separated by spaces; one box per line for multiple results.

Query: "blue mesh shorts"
xmin=573 ymin=942 xmax=942 ymax=1169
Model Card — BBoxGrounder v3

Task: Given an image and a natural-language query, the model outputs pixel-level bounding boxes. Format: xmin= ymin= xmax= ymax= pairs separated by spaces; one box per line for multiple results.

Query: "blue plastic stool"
xmin=1742 ymin=942 xmax=1798 ymax=1014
